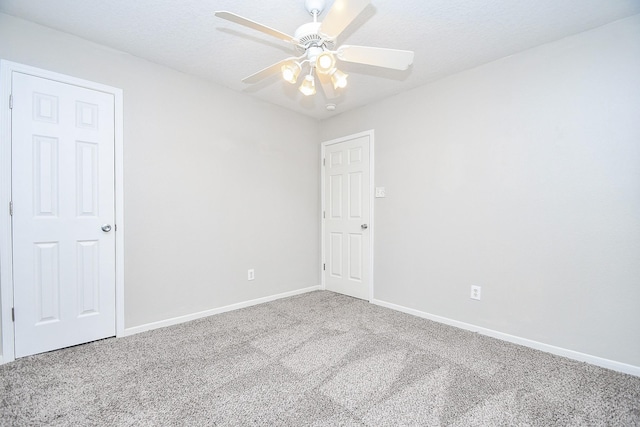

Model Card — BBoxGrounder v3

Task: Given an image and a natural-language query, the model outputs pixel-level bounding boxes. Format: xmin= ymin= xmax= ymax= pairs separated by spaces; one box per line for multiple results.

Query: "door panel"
xmin=324 ymin=135 xmax=370 ymax=300
xmin=12 ymin=72 xmax=116 ymax=357
xmin=330 ymin=232 xmax=343 ymax=278
xmin=348 ymin=233 xmax=363 ymax=281
xmin=330 ymin=175 xmax=343 ymax=218
xmin=348 ymin=172 xmax=362 ymax=218
xmin=34 ymin=242 xmax=60 ymax=323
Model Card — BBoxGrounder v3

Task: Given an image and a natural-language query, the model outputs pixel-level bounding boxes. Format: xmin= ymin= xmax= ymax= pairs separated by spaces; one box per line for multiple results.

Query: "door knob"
xmin=361 ymin=224 xmax=368 ymax=229
xmin=101 ymin=224 xmax=112 ymax=232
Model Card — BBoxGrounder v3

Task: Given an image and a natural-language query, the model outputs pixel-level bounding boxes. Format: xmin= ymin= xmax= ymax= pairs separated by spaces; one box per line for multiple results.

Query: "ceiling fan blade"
xmin=316 ymin=72 xmax=338 ymax=99
xmin=318 ymin=0 xmax=370 ymax=40
xmin=242 ymin=58 xmax=297 ymax=84
xmin=215 ymin=11 xmax=299 ymax=44
xmin=337 ymin=45 xmax=414 ymax=70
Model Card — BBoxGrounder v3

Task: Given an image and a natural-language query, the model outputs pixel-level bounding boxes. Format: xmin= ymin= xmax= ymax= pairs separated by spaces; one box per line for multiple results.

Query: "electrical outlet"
xmin=470 ymin=285 xmax=481 ymax=300
xmin=248 ymin=269 xmax=255 ymax=281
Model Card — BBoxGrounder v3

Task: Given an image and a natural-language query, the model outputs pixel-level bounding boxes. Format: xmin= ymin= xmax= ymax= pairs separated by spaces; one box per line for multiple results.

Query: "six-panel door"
xmin=12 ymin=72 xmax=116 ymax=357
xmin=324 ymin=135 xmax=370 ymax=300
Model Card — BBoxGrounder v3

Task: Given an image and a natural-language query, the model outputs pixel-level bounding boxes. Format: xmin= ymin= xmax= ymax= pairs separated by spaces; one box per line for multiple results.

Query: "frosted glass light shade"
xmin=330 ymin=68 xmax=348 ymax=89
xmin=316 ymin=52 xmax=336 ymax=74
xmin=299 ymin=74 xmax=316 ymax=96
xmin=281 ymin=62 xmax=301 ymax=84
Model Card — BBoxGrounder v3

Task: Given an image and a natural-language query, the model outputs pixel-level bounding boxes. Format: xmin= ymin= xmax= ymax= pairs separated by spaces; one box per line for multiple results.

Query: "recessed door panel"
xmin=33 ymin=136 xmax=59 ymax=217
xmin=34 ymin=242 xmax=60 ymax=324
xmin=76 ymin=141 xmax=98 ymax=217
xmin=33 ymin=92 xmax=59 ymax=124
xmin=348 ymin=234 xmax=363 ymax=282
xmin=330 ymin=151 xmax=343 ymax=168
xmin=330 ymin=232 xmax=343 ymax=278
xmin=348 ymin=171 xmax=362 ymax=219
xmin=77 ymin=240 xmax=100 ymax=316
xmin=75 ymin=101 xmax=99 ymax=130
xmin=330 ymin=175 xmax=343 ymax=219
xmin=348 ymin=147 xmax=362 ymax=164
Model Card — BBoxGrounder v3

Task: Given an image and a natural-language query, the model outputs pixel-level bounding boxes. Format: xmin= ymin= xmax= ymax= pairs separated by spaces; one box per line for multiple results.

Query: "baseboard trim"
xmin=123 ymin=286 xmax=321 ymax=337
xmin=371 ymin=298 xmax=640 ymax=377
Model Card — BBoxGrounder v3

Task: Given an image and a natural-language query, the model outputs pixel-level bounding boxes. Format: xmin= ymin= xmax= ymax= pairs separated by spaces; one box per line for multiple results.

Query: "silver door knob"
xmin=361 ymin=224 xmax=368 ymax=229
xmin=101 ymin=224 xmax=112 ymax=232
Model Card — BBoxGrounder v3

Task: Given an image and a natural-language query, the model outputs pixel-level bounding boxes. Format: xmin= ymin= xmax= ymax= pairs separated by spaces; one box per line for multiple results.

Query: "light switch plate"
xmin=375 ymin=187 xmax=386 ymax=198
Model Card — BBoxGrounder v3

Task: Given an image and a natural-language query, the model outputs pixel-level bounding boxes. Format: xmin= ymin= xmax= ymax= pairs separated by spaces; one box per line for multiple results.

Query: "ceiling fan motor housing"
xmin=294 ymin=22 xmax=335 ymax=53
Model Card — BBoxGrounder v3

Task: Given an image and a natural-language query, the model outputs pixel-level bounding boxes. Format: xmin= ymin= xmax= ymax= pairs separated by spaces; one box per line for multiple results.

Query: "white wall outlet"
xmin=375 ymin=187 xmax=386 ymax=198
xmin=247 ymin=269 xmax=255 ymax=281
xmin=470 ymin=285 xmax=481 ymax=300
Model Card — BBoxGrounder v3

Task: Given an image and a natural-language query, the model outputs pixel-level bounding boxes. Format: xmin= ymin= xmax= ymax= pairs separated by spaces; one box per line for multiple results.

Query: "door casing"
xmin=0 ymin=60 xmax=125 ymax=364
xmin=320 ymin=130 xmax=375 ymax=301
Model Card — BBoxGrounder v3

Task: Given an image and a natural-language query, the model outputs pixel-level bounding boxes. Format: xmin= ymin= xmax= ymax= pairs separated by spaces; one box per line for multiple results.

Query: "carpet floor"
xmin=1 ymin=290 xmax=639 ymax=426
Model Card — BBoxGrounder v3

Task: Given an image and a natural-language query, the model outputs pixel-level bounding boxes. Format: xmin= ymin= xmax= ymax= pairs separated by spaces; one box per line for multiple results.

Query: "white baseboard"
xmin=122 ymin=286 xmax=321 ymax=337
xmin=371 ymin=298 xmax=640 ymax=377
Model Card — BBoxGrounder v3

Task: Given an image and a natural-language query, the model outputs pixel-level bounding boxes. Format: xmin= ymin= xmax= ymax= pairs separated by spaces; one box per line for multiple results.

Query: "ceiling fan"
xmin=215 ymin=0 xmax=414 ymax=98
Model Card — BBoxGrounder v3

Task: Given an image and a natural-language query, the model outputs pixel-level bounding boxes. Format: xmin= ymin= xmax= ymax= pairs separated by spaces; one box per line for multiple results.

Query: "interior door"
xmin=11 ymin=72 xmax=116 ymax=357
xmin=323 ymin=134 xmax=371 ymax=300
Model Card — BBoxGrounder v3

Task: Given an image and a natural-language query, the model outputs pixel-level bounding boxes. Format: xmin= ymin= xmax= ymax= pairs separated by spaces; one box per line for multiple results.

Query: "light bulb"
xmin=315 ymin=52 xmax=336 ymax=74
xmin=299 ymin=74 xmax=316 ymax=96
xmin=330 ymin=68 xmax=348 ymax=89
xmin=281 ymin=62 xmax=301 ymax=84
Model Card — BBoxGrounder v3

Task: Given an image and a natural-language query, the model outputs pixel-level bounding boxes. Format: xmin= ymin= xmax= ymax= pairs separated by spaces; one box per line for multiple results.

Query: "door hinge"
xmin=323 ymin=263 xmax=325 ymax=271
xmin=114 ymin=224 xmax=117 ymax=231
xmin=9 ymin=94 xmax=13 ymax=110
xmin=11 ymin=307 xmax=15 ymax=322
xmin=9 ymin=201 xmax=13 ymax=216
xmin=323 ymin=158 xmax=325 ymax=166
xmin=323 ymin=211 xmax=325 ymax=219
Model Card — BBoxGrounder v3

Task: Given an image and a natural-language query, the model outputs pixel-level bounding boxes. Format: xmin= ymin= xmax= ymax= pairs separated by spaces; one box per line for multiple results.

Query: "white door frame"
xmin=0 ymin=60 xmax=125 ymax=364
xmin=320 ymin=130 xmax=375 ymax=301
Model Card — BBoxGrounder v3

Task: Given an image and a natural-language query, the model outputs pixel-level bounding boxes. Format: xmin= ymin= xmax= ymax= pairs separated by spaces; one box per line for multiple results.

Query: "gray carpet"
xmin=1 ymin=291 xmax=639 ymax=426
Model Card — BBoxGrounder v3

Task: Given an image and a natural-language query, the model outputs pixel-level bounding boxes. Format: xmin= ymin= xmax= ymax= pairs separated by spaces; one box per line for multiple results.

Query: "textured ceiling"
xmin=1 ymin=0 xmax=639 ymax=119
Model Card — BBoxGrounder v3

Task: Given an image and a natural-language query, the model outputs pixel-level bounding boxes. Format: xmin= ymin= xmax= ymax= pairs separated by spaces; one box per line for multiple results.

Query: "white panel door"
xmin=324 ymin=135 xmax=370 ymax=300
xmin=12 ymin=72 xmax=116 ymax=357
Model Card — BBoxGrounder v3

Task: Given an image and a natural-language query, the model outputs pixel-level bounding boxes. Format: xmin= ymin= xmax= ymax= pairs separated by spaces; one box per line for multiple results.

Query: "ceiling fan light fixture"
xmin=299 ymin=74 xmax=317 ymax=96
xmin=217 ymin=1 xmax=416 ymax=103
xmin=315 ymin=51 xmax=336 ymax=74
xmin=281 ymin=62 xmax=302 ymax=84
xmin=330 ymin=68 xmax=348 ymax=89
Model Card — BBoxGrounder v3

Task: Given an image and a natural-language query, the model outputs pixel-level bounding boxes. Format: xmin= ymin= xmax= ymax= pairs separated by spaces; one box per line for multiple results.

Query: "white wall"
xmin=321 ymin=15 xmax=640 ymax=367
xmin=0 ymin=13 xmax=320 ymax=349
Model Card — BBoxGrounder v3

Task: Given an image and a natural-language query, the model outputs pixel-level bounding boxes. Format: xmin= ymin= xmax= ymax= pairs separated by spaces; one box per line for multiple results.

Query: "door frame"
xmin=320 ymin=130 xmax=375 ymax=301
xmin=0 ymin=60 xmax=125 ymax=364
